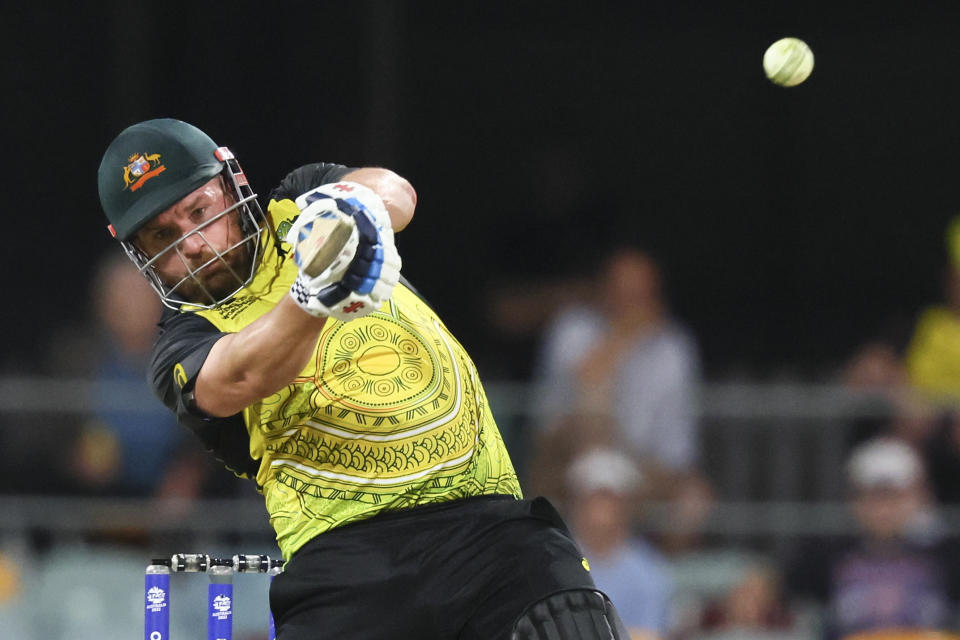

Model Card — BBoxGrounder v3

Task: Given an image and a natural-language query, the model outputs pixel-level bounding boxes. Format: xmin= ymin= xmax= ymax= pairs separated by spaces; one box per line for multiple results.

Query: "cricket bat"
xmin=296 ymin=211 xmax=355 ymax=278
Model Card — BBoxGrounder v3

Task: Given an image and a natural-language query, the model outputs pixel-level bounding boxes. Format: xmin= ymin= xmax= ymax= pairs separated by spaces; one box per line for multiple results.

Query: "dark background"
xmin=4 ymin=1 xmax=960 ymax=379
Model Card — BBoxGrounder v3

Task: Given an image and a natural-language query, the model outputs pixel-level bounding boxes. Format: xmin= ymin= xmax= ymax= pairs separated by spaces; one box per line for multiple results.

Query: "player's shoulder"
xmin=149 ymin=308 xmax=226 ymax=399
xmin=152 ymin=308 xmax=224 ymax=364
xmin=269 ymin=163 xmax=355 ymax=202
xmin=157 ymin=305 xmax=219 ymax=334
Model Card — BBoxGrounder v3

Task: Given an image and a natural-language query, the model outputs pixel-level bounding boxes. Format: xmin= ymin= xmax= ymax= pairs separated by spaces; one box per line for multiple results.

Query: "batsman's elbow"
xmin=344 ymin=167 xmax=416 ymax=232
xmin=377 ymin=171 xmax=416 ymax=232
xmin=394 ymin=175 xmax=417 ymax=231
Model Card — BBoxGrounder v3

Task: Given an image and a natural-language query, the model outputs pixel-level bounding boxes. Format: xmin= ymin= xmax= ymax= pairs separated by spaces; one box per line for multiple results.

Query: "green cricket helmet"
xmin=97 ymin=118 xmax=270 ymax=309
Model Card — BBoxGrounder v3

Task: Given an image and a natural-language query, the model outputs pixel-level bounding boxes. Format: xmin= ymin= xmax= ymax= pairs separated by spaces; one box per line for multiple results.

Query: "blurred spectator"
xmin=843 ymin=342 xmax=908 ymax=393
xmin=784 ymin=437 xmax=960 ymax=639
xmin=697 ymin=559 xmax=795 ymax=635
xmin=566 ymin=448 xmax=673 ymax=640
xmin=841 ymin=248 xmax=960 ymax=504
xmin=66 ymin=254 xmax=237 ymax=500
xmin=921 ymin=410 xmax=960 ymax=504
xmin=841 ymin=324 xmax=913 ymax=452
xmin=66 ymin=254 xmax=186 ymax=496
xmin=655 ymin=470 xmax=715 ymax=556
xmin=889 ymin=215 xmax=960 ymax=500
xmin=841 ymin=222 xmax=960 ymax=503
xmin=905 ymin=216 xmax=960 ymax=404
xmin=842 ymin=367 xmax=960 ymax=505
xmin=527 ymin=247 xmax=702 ymax=502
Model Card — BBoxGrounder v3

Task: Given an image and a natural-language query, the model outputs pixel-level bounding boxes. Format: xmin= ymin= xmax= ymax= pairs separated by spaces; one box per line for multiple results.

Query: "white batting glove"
xmin=287 ymin=182 xmax=401 ymax=321
xmin=295 ymin=181 xmax=395 ymax=245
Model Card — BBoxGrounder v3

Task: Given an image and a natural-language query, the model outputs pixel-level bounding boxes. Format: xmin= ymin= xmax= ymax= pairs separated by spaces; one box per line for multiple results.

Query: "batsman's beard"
xmin=129 ymin=188 xmax=268 ymax=310
xmin=167 ymin=236 xmax=256 ymax=305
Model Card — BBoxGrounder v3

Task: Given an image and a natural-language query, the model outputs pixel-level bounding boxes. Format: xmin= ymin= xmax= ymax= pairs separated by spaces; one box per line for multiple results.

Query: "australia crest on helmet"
xmin=122 ymin=152 xmax=166 ymax=192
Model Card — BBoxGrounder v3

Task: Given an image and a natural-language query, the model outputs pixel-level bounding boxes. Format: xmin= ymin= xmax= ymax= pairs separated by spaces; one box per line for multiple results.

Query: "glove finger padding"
xmin=288 ymin=182 xmax=402 ymax=322
xmin=294 ymin=181 xmax=393 ymax=237
xmin=311 ymin=182 xmax=394 ymax=235
xmin=285 ymin=199 xmax=359 ymax=284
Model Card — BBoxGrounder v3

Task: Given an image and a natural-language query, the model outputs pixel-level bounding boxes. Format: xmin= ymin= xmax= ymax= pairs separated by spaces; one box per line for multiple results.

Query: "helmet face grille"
xmin=120 ymin=162 xmax=271 ymax=310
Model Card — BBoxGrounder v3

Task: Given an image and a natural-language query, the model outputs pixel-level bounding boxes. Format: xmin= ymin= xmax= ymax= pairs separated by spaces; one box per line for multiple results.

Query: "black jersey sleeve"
xmin=149 ymin=309 xmax=260 ymax=480
xmin=269 ymin=163 xmax=354 ymax=202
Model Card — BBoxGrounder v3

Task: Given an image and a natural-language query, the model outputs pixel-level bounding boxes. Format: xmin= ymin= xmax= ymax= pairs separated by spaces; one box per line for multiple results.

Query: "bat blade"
xmin=297 ymin=212 xmax=355 ymax=278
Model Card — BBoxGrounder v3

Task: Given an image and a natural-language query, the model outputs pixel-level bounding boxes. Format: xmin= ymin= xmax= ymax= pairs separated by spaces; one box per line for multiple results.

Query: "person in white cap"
xmin=785 ymin=437 xmax=960 ymax=639
xmin=847 ymin=436 xmax=935 ymax=544
xmin=566 ymin=448 xmax=673 ymax=639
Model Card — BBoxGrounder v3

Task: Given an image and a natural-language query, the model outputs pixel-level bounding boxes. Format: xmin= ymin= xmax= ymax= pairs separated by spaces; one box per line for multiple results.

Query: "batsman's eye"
xmin=153 ymin=228 xmax=176 ymax=242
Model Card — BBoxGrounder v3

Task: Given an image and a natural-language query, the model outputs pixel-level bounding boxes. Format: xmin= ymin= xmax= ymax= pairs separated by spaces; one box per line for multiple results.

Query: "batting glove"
xmin=287 ymin=182 xmax=401 ymax=321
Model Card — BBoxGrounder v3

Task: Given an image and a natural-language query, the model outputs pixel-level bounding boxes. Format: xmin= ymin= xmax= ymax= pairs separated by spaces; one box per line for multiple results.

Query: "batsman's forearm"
xmin=342 ymin=167 xmax=416 ymax=232
xmin=194 ymin=296 xmax=327 ymax=417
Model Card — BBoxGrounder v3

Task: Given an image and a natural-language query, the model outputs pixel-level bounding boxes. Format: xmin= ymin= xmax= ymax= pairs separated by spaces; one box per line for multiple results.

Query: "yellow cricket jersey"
xmin=150 ymin=165 xmax=521 ymax=559
xmin=905 ymin=305 xmax=960 ymax=401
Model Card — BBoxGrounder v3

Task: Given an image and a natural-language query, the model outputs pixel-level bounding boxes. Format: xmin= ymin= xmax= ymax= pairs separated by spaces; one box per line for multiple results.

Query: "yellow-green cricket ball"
xmin=763 ymin=37 xmax=814 ymax=87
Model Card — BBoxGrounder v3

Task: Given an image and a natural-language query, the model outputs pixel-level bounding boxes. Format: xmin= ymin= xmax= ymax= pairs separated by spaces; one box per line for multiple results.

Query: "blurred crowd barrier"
xmin=2 ymin=376 xmax=960 ymax=639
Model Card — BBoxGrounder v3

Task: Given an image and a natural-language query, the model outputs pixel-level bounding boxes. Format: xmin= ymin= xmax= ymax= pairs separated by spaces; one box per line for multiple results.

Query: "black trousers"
xmin=270 ymin=495 xmax=597 ymax=640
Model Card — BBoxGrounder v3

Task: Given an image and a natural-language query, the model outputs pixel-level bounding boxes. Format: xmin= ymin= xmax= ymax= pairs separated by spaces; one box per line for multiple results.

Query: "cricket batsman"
xmin=97 ymin=118 xmax=629 ymax=639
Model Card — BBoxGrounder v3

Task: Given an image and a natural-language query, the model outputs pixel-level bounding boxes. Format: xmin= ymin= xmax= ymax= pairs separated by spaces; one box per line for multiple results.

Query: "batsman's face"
xmin=134 ymin=177 xmax=253 ymax=303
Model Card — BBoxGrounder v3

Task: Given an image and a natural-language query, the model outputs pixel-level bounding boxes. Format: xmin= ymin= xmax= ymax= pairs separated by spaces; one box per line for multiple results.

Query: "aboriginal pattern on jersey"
xmin=192 ymin=197 xmax=521 ymax=559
